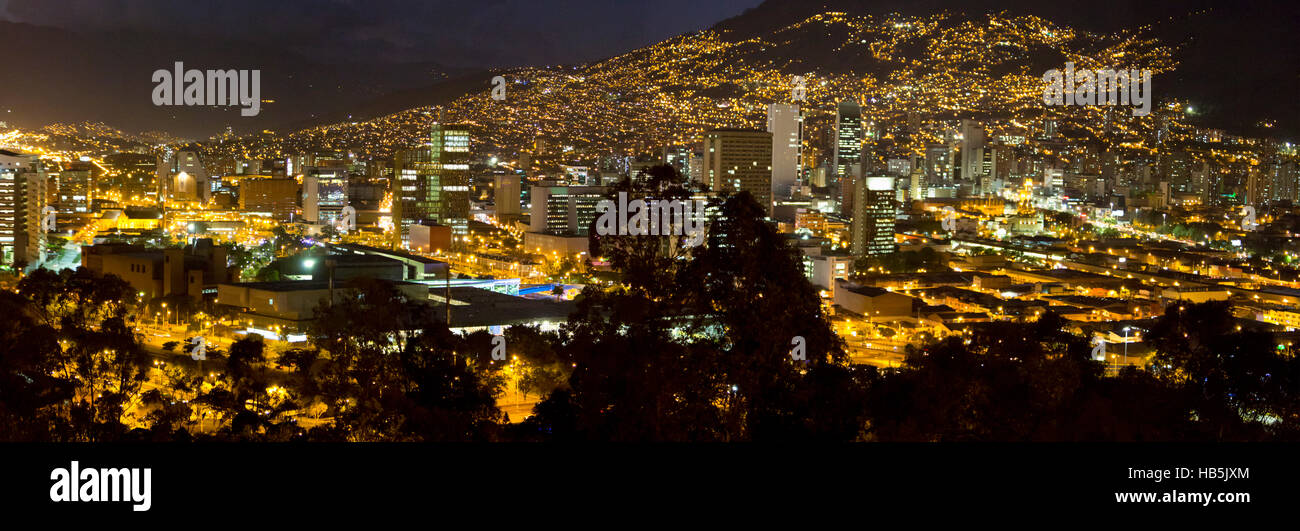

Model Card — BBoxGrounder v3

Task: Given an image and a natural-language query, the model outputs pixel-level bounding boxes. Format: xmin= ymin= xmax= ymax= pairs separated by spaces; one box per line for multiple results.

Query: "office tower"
xmin=0 ymin=149 xmax=48 ymax=267
xmin=239 ymin=177 xmax=299 ymax=222
xmin=959 ymin=119 xmax=986 ymax=187
xmin=303 ymin=167 xmax=349 ymax=225
xmin=529 ymin=185 xmax=607 ymax=236
xmin=809 ymin=166 xmax=828 ymax=188
xmin=292 ymin=152 xmax=350 ymax=174
xmin=1267 ymin=160 xmax=1299 ymax=203
xmin=1161 ymin=150 xmax=1195 ymax=194
xmin=833 ymin=101 xmax=862 ymax=184
xmin=54 ymin=168 xmax=92 ymax=213
xmin=851 ymin=176 xmax=895 ymax=257
xmin=662 ymin=145 xmax=697 ymax=179
xmin=561 ymin=165 xmax=592 ymax=185
xmin=840 ymin=162 xmax=861 ymax=216
xmin=1044 ymin=168 xmax=1065 ymax=196
xmin=1247 ymin=167 xmax=1265 ymax=207
xmin=908 ymin=168 xmax=926 ymax=202
xmin=703 ymin=128 xmax=773 ymax=216
xmin=767 ymin=103 xmax=803 ymax=201
xmin=157 ymin=148 xmax=210 ymax=203
xmin=495 ymin=174 xmax=522 ymax=222
xmin=393 ymin=123 xmax=471 ymax=248
xmin=1043 ymin=118 xmax=1058 ymax=139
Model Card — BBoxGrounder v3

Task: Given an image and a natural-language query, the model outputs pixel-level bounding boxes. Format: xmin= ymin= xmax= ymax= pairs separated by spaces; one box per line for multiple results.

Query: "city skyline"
xmin=2 ymin=0 xmax=1299 ymax=450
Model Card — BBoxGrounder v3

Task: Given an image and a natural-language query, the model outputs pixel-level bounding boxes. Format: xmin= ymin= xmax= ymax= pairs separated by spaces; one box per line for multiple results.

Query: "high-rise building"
xmin=840 ymin=162 xmax=861 ymax=216
xmin=662 ymin=145 xmax=698 ymax=180
xmin=393 ymin=123 xmax=471 ymax=248
xmin=959 ymin=119 xmax=986 ymax=188
xmin=767 ymin=103 xmax=803 ymax=201
xmin=494 ymin=174 xmax=522 ymax=222
xmin=703 ymin=128 xmax=773 ymax=215
xmin=529 ymin=185 xmax=607 ymax=236
xmin=0 ymin=149 xmax=48 ymax=267
xmin=1267 ymin=159 xmax=1299 ymax=203
xmin=833 ymin=101 xmax=862 ymax=184
xmin=53 ymin=168 xmax=92 ymax=213
xmin=851 ymin=176 xmax=895 ymax=257
xmin=157 ymin=149 xmax=210 ymax=203
xmin=240 ymin=177 xmax=299 ymax=221
xmin=303 ymin=167 xmax=349 ymax=226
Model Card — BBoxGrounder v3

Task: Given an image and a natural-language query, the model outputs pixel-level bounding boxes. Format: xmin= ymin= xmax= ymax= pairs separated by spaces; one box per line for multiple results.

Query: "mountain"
xmin=207 ymin=6 xmax=1180 ymax=161
xmin=0 ymin=21 xmax=465 ymax=139
xmin=7 ymin=0 xmax=1297 ymax=151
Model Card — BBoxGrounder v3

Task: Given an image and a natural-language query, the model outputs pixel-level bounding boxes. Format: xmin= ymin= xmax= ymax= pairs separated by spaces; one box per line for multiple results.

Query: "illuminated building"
xmin=393 ymin=123 xmax=471 ymax=248
xmin=703 ymin=128 xmax=773 ymax=216
xmin=529 ymin=184 xmax=607 ymax=236
xmin=51 ymin=165 xmax=92 ymax=214
xmin=959 ymin=119 xmax=986 ymax=190
xmin=767 ymin=103 xmax=803 ymax=201
xmin=494 ymin=174 xmax=522 ymax=222
xmin=240 ymin=177 xmax=299 ymax=221
xmin=0 ymin=149 xmax=47 ymax=267
xmin=303 ymin=167 xmax=349 ymax=225
xmin=833 ymin=100 xmax=862 ymax=184
xmin=157 ymin=149 xmax=210 ymax=203
xmin=851 ymin=176 xmax=896 ymax=257
xmin=81 ymin=238 xmax=229 ymax=300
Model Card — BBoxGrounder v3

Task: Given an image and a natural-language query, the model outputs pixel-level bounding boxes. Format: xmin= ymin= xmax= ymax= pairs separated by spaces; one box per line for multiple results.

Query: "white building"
xmin=767 ymin=103 xmax=803 ymax=202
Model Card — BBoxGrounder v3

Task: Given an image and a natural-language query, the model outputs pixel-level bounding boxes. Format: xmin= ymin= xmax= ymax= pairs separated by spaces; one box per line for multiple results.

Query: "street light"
xmin=1122 ymin=326 xmax=1132 ymax=367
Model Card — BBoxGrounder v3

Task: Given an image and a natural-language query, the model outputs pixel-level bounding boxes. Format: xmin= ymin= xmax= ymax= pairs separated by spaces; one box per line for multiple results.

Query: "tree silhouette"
xmin=529 ymin=182 xmax=860 ymax=441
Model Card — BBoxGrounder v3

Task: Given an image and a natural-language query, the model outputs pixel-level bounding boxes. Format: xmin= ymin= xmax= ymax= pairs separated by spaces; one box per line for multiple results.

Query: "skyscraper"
xmin=703 ymin=128 xmax=773 ymax=215
xmin=53 ymin=168 xmax=92 ymax=214
xmin=767 ymin=103 xmax=803 ymax=201
xmin=0 ymin=149 xmax=48 ymax=267
xmin=239 ymin=177 xmax=299 ymax=222
xmin=851 ymin=176 xmax=895 ymax=257
xmin=393 ymin=123 xmax=471 ymax=249
xmin=157 ymin=148 xmax=210 ymax=204
xmin=303 ymin=167 xmax=349 ymax=226
xmin=494 ymin=174 xmax=522 ymax=223
xmin=529 ymin=185 xmax=607 ymax=236
xmin=959 ymin=119 xmax=986 ymax=188
xmin=833 ymin=101 xmax=862 ymax=184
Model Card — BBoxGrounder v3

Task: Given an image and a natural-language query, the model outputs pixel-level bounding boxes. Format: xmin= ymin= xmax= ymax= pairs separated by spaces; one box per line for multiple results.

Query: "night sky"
xmin=0 ymin=0 xmax=766 ymax=68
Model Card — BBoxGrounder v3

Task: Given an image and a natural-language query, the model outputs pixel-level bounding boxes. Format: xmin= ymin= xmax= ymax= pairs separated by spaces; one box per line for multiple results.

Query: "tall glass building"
xmin=833 ymin=100 xmax=862 ymax=184
xmin=393 ymin=123 xmax=471 ymax=249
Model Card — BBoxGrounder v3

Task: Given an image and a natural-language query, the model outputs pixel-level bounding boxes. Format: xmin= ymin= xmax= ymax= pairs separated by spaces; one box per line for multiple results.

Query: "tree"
xmin=0 ymin=291 xmax=68 ymax=441
xmin=528 ymin=187 xmax=861 ymax=441
xmin=867 ymin=313 xmax=1204 ymax=441
xmin=300 ymin=278 xmax=504 ymax=441
xmin=1147 ymin=301 xmax=1298 ymax=438
xmin=12 ymin=268 xmax=149 ymax=441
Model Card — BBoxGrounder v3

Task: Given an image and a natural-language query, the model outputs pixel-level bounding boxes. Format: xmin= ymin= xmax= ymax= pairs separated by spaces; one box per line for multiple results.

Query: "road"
xmin=495 ymin=372 xmax=538 ymax=423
